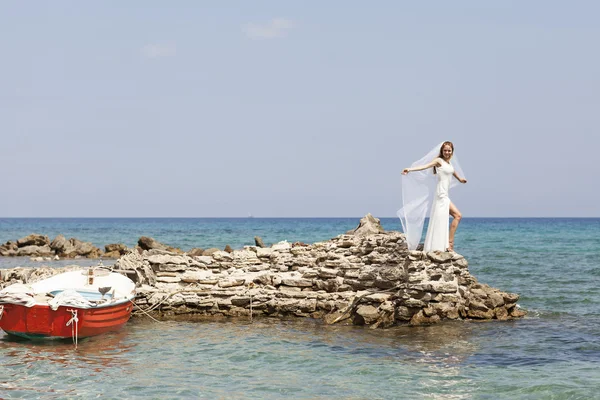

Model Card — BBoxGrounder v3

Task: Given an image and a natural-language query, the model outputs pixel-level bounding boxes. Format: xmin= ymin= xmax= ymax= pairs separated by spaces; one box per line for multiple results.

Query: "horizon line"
xmin=1 ymin=216 xmax=599 ymax=219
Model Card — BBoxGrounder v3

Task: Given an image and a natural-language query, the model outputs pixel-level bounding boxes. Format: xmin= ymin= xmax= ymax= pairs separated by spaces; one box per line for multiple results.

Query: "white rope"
xmin=129 ymin=299 xmax=162 ymax=323
xmin=0 ymin=305 xmax=4 ymax=320
xmin=66 ymin=309 xmax=79 ymax=349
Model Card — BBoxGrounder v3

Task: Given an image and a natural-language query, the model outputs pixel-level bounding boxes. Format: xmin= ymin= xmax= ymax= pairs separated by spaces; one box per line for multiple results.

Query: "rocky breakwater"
xmin=110 ymin=214 xmax=525 ymax=327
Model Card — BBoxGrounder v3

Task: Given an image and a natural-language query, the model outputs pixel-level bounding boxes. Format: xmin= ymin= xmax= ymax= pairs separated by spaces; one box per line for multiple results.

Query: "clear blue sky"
xmin=1 ymin=1 xmax=598 ymax=217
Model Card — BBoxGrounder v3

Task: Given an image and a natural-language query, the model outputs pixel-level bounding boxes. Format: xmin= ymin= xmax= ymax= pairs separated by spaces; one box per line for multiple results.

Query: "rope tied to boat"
xmin=66 ymin=309 xmax=79 ymax=349
xmin=0 ymin=305 xmax=4 ymax=320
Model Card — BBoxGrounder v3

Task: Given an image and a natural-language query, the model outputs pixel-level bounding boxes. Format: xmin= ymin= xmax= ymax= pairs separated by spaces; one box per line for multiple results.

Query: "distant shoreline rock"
xmin=0 ymin=234 xmax=235 ymax=260
xmin=0 ymin=214 xmax=526 ymax=327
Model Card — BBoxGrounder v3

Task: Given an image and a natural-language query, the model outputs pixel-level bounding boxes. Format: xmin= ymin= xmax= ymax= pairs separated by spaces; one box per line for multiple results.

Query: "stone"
xmin=16 ymin=234 xmax=50 ymax=247
xmin=429 ymin=281 xmax=458 ymax=293
xmin=187 ymin=248 xmax=205 ymax=257
xmin=469 ymin=300 xmax=489 ymax=312
xmin=318 ymin=268 xmax=339 ymax=279
xmin=495 ymin=307 xmax=509 ymax=320
xmin=231 ymin=297 xmax=252 ymax=307
xmin=408 ymin=251 xmax=424 ymax=261
xmin=156 ymin=276 xmax=181 ymax=283
xmin=486 ymin=293 xmax=505 ymax=308
xmin=256 ymin=248 xmax=273 ymax=258
xmin=355 ymin=305 xmax=380 ymax=325
xmin=454 ymin=258 xmax=468 ymax=268
xmin=502 ymin=292 xmax=520 ymax=304
xmin=427 ymin=251 xmax=453 ymax=263
xmin=181 ymin=271 xmax=213 ymax=283
xmin=467 ymin=308 xmax=495 ymax=319
xmin=218 ymin=279 xmax=245 ymax=288
xmin=298 ymin=299 xmax=317 ymax=313
xmin=147 ymin=254 xmax=188 ymax=266
xmin=403 ymin=298 xmax=426 ymax=308
xmin=379 ymin=266 xmax=404 ymax=281
xmin=281 ymin=278 xmax=313 ymax=287
xmin=365 ymin=293 xmax=391 ymax=303
xmin=272 ymin=241 xmax=291 ymax=251
xmin=16 ymin=245 xmax=54 ymax=257
xmin=410 ymin=310 xmax=441 ymax=325
xmin=138 ymin=236 xmax=167 ymax=251
xmin=212 ymin=251 xmax=233 ymax=261
xmin=138 ymin=236 xmax=183 ymax=254
xmin=103 ymin=250 xmax=122 ymax=259
xmin=105 ymin=243 xmax=128 ymax=255
xmin=509 ymin=307 xmax=527 ymax=318
xmin=254 ymin=236 xmax=266 ymax=248
xmin=50 ymin=235 xmax=68 ymax=252
xmin=346 ymin=213 xmax=385 ymax=237
xmin=395 ymin=306 xmax=416 ymax=321
xmin=202 ymin=248 xmax=220 ymax=256
xmin=194 ymin=256 xmax=213 ymax=265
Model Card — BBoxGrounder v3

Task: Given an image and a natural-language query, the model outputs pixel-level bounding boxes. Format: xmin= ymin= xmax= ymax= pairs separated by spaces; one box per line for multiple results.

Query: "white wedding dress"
xmin=397 ymin=141 xmax=466 ymax=251
xmin=423 ymin=160 xmax=454 ymax=252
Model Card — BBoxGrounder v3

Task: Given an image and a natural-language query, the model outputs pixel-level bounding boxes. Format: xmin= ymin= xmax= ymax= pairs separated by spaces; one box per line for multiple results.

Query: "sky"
xmin=1 ymin=1 xmax=599 ymax=217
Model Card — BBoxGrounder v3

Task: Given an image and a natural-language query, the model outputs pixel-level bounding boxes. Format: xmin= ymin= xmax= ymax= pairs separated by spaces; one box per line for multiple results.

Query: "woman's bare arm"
xmin=453 ymin=171 xmax=467 ymax=183
xmin=402 ymin=158 xmax=441 ymax=175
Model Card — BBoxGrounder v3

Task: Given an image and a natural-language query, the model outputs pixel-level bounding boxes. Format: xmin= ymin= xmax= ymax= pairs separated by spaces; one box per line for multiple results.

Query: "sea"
xmin=0 ymin=217 xmax=599 ymax=399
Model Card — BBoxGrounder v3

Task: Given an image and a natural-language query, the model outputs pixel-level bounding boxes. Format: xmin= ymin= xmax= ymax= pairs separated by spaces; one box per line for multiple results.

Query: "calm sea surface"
xmin=1 ymin=218 xmax=599 ymax=399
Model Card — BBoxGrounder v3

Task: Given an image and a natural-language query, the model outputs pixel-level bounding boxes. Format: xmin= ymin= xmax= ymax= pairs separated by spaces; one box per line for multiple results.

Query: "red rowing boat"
xmin=0 ymin=269 xmax=136 ymax=341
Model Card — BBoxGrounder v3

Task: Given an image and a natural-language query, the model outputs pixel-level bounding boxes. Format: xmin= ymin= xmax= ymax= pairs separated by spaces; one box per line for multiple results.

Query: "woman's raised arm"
xmin=402 ymin=158 xmax=441 ymax=175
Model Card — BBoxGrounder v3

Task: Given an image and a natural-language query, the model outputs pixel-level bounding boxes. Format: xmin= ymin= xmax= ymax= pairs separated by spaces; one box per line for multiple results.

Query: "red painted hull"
xmin=0 ymin=302 xmax=133 ymax=340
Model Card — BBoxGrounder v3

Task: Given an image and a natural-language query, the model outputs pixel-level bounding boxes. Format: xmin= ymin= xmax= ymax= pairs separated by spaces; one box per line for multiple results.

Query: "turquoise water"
xmin=1 ymin=218 xmax=600 ymax=399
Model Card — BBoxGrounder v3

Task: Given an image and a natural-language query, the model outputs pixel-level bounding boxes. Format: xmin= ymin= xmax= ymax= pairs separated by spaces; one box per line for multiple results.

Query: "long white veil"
xmin=397 ymin=141 xmax=466 ymax=250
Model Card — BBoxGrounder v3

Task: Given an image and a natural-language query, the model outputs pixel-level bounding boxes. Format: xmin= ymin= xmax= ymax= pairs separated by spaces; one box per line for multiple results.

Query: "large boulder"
xmin=346 ymin=213 xmax=385 ymax=237
xmin=138 ymin=236 xmax=183 ymax=254
xmin=0 ymin=241 xmax=18 ymax=256
xmin=50 ymin=235 xmax=69 ymax=253
xmin=16 ymin=234 xmax=50 ymax=247
xmin=68 ymin=239 xmax=102 ymax=258
xmin=51 ymin=235 xmax=101 ymax=258
xmin=104 ymin=243 xmax=129 ymax=258
xmin=16 ymin=245 xmax=54 ymax=257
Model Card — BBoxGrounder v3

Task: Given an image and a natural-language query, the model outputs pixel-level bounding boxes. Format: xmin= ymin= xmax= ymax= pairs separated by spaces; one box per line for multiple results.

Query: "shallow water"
xmin=1 ymin=218 xmax=599 ymax=399
xmin=2 ymin=317 xmax=599 ymax=399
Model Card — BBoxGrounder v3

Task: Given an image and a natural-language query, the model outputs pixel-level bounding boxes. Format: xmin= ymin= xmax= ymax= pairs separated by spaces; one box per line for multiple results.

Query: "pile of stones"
xmin=0 ymin=214 xmax=526 ymax=327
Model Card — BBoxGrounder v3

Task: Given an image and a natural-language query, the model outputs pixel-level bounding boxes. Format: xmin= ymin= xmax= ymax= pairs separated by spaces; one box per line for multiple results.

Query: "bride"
xmin=398 ymin=141 xmax=467 ymax=252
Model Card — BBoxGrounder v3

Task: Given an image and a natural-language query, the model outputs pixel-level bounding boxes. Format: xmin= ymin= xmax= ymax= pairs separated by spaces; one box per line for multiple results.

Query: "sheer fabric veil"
xmin=397 ymin=142 xmax=466 ymax=250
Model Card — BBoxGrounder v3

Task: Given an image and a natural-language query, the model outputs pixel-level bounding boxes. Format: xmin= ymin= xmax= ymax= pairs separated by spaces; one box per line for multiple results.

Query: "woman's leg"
xmin=448 ymin=202 xmax=462 ymax=251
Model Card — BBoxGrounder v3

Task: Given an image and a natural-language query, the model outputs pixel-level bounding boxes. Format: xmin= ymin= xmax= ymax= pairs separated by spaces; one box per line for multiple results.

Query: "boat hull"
xmin=0 ymin=302 xmax=133 ymax=340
